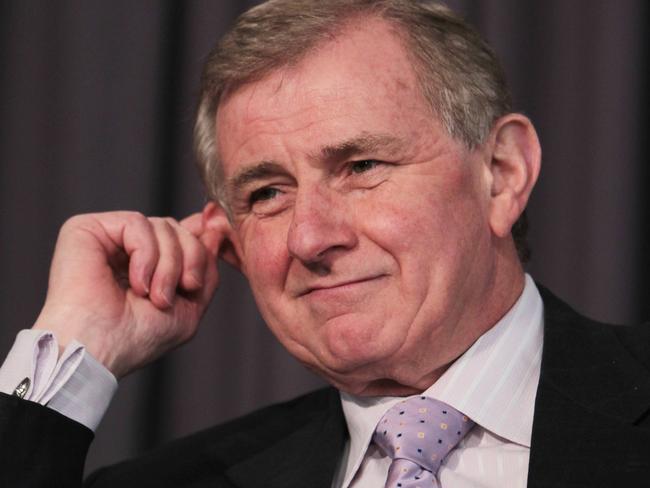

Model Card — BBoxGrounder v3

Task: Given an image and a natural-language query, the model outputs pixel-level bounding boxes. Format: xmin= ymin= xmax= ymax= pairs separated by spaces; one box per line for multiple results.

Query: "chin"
xmin=316 ymin=316 xmax=399 ymax=372
xmin=273 ymin=313 xmax=413 ymax=392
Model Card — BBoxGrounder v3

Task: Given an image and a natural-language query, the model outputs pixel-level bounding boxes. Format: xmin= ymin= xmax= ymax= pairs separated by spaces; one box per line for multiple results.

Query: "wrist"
xmin=33 ymin=305 xmax=110 ymax=367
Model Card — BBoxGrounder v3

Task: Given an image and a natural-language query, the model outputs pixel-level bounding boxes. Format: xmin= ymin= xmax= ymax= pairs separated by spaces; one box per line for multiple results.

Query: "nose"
xmin=287 ymin=185 xmax=358 ymax=265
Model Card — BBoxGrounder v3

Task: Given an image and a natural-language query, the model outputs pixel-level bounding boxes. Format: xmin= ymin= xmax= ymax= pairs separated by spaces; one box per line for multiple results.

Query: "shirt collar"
xmin=339 ymin=274 xmax=544 ymax=487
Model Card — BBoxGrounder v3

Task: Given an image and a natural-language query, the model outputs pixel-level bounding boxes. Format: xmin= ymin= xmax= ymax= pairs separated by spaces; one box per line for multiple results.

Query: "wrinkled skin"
xmin=35 ymin=19 xmax=540 ymax=395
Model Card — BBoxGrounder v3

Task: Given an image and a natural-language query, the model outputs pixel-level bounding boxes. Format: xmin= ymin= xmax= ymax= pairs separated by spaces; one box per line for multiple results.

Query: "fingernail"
xmin=189 ymin=272 xmax=203 ymax=288
xmin=162 ymin=283 xmax=175 ymax=307
xmin=141 ymin=266 xmax=153 ymax=294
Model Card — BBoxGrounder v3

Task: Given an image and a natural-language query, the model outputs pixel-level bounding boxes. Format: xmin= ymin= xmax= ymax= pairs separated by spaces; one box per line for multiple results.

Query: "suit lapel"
xmin=528 ymin=286 xmax=650 ymax=487
xmin=225 ymin=388 xmax=347 ymax=488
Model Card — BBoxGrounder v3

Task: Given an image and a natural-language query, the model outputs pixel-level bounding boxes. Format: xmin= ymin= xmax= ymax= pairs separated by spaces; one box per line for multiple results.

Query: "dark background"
xmin=0 ymin=0 xmax=647 ymax=474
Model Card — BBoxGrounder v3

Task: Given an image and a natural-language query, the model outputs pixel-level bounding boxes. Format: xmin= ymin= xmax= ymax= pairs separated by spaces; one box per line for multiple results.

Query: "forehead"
xmin=215 ymin=18 xmax=439 ymax=175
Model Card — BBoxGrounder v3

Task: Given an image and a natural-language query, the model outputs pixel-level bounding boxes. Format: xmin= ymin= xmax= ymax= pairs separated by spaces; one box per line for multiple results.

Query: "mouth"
xmin=298 ymin=275 xmax=387 ymax=297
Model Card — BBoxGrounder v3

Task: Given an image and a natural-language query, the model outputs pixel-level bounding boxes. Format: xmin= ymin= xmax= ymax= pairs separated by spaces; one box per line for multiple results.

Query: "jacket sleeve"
xmin=0 ymin=392 xmax=93 ymax=488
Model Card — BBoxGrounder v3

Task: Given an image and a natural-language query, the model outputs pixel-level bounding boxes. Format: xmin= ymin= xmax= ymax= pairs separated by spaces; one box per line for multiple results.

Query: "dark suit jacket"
xmin=1 ymin=286 xmax=649 ymax=487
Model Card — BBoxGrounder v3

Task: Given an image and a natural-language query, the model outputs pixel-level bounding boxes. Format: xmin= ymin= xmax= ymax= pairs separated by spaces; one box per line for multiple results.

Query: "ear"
xmin=485 ymin=114 xmax=541 ymax=238
xmin=202 ymin=201 xmax=243 ymax=270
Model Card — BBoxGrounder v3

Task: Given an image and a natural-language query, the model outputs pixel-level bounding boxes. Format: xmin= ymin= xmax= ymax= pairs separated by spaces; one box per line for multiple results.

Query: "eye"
xmin=350 ymin=159 xmax=379 ymax=174
xmin=249 ymin=186 xmax=280 ymax=204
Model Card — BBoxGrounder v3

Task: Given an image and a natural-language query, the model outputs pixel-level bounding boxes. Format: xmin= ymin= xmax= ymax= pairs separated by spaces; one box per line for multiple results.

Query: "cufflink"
xmin=12 ymin=378 xmax=30 ymax=399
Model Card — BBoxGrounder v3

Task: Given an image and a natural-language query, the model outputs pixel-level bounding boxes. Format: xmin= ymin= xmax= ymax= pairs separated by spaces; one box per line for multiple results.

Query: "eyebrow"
xmin=226 ymin=133 xmax=405 ymax=198
xmin=316 ymin=133 xmax=404 ymax=162
xmin=228 ymin=160 xmax=287 ymax=198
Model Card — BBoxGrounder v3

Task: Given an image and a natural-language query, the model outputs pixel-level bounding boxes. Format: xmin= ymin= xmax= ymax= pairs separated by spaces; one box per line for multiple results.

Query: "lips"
xmin=297 ymin=275 xmax=387 ymax=297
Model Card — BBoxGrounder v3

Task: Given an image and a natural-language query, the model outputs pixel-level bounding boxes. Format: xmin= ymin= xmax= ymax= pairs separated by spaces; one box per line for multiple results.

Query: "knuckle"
xmin=63 ymin=214 xmax=82 ymax=227
xmin=62 ymin=213 xmax=91 ymax=229
xmin=125 ymin=211 xmax=147 ymax=224
xmin=147 ymin=216 xmax=164 ymax=226
xmin=60 ymin=213 xmax=101 ymax=237
xmin=163 ymin=217 xmax=179 ymax=228
xmin=149 ymin=216 xmax=176 ymax=234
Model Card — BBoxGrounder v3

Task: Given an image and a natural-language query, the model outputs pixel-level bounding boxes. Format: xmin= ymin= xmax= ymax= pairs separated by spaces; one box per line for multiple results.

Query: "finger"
xmin=91 ymin=212 xmax=159 ymax=297
xmin=199 ymin=201 xmax=234 ymax=260
xmin=175 ymin=223 xmax=208 ymax=292
xmin=148 ymin=218 xmax=183 ymax=309
xmin=200 ymin=227 xmax=226 ymax=259
xmin=180 ymin=212 xmax=203 ymax=237
xmin=196 ymin=251 xmax=220 ymax=307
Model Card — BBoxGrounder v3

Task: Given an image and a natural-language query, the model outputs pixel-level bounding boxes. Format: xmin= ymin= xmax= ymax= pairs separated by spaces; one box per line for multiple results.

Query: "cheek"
xmin=239 ymin=220 xmax=289 ymax=291
xmin=360 ymin=180 xmax=450 ymax=253
xmin=366 ymin=200 xmax=431 ymax=253
xmin=362 ymin=169 xmax=486 ymax=273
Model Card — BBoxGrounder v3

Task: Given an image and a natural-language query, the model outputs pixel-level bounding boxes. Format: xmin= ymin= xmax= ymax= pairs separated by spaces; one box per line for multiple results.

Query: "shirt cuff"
xmin=0 ymin=329 xmax=117 ymax=431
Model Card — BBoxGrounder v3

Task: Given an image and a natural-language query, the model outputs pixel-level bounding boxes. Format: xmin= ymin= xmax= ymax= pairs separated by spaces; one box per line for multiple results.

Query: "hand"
xmin=32 ymin=209 xmax=229 ymax=378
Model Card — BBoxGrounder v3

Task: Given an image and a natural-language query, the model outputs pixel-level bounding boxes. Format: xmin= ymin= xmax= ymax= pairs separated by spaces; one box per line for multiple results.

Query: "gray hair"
xmin=194 ymin=0 xmax=529 ymax=261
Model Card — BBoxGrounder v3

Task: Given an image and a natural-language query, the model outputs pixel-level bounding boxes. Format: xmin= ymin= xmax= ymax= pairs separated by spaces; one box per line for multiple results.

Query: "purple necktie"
xmin=373 ymin=396 xmax=475 ymax=488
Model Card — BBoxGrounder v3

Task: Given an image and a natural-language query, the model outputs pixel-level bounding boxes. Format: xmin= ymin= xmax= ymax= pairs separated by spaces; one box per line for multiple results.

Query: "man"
xmin=1 ymin=0 xmax=648 ymax=487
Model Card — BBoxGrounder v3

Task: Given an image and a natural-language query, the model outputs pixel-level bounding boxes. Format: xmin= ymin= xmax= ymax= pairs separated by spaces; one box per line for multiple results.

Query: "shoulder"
xmin=530 ymin=284 xmax=650 ymax=484
xmin=539 ymin=283 xmax=650 ymax=369
xmin=85 ymin=386 xmax=342 ymax=487
xmin=536 ymin=283 xmax=650 ymax=424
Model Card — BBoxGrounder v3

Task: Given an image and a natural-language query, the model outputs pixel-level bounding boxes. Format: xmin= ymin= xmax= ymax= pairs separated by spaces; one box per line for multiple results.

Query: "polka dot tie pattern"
xmin=372 ymin=396 xmax=475 ymax=488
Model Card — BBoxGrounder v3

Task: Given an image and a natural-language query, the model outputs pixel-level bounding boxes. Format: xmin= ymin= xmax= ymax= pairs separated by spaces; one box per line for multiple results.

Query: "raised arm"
xmin=0 ymin=206 xmax=233 ymax=487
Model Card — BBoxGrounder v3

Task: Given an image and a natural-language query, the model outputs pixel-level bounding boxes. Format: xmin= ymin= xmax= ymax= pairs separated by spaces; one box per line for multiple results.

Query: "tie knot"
xmin=373 ymin=396 xmax=474 ymax=475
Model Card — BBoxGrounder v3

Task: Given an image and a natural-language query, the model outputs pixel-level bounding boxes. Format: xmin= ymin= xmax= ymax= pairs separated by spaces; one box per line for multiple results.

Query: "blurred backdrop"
xmin=0 ymin=0 xmax=647 ymax=474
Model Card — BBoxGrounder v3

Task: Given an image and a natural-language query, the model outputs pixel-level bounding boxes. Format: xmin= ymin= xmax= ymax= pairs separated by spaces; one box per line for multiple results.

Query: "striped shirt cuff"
xmin=0 ymin=329 xmax=117 ymax=431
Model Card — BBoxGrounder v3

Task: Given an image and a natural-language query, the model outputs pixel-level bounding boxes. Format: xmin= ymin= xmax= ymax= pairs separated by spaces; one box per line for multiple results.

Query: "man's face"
xmin=215 ymin=19 xmax=498 ymax=395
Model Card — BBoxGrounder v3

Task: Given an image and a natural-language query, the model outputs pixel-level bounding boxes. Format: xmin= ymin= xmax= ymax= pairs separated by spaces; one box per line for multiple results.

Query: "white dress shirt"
xmin=334 ymin=274 xmax=544 ymax=488
xmin=0 ymin=329 xmax=116 ymax=431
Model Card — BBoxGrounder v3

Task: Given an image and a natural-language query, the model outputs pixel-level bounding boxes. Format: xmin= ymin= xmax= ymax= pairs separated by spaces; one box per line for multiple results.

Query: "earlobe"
xmin=486 ymin=114 xmax=541 ymax=238
xmin=202 ymin=201 xmax=243 ymax=270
